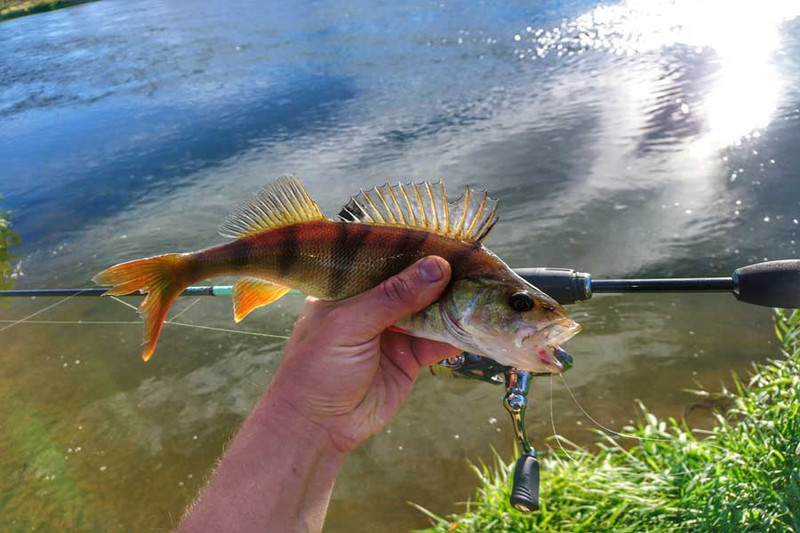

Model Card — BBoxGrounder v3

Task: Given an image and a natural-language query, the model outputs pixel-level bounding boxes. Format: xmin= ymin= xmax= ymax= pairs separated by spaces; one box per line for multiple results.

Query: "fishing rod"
xmin=2 ymin=258 xmax=798 ymax=512
xmin=2 ymin=259 xmax=799 ymax=308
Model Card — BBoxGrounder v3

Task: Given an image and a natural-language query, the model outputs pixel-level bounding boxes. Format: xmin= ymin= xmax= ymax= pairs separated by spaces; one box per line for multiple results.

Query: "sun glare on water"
xmin=613 ymin=0 xmax=798 ymax=147
xmin=521 ymin=0 xmax=800 ymax=148
xmin=677 ymin=0 xmax=796 ymax=147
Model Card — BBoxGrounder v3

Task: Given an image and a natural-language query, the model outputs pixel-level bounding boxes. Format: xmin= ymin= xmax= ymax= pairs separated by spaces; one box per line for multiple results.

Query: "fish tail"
xmin=92 ymin=253 xmax=191 ymax=361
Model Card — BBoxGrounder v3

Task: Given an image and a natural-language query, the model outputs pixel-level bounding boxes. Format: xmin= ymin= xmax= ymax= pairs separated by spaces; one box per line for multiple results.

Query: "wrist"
xmin=180 ymin=380 xmax=347 ymax=532
xmin=256 ymin=385 xmax=352 ymax=459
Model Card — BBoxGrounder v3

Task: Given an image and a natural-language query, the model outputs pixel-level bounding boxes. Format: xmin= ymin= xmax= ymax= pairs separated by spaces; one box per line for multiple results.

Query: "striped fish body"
xmin=94 ymin=178 xmax=580 ymax=371
xmin=192 ymin=221 xmax=500 ymax=301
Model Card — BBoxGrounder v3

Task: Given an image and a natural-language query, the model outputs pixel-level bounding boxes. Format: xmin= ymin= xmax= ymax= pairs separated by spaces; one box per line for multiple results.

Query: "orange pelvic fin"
xmin=232 ymin=277 xmax=291 ymax=323
xmin=92 ymin=253 xmax=189 ymax=361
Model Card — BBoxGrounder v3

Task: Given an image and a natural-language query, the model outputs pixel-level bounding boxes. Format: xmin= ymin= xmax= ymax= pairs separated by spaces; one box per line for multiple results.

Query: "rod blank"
xmin=591 ymin=277 xmax=733 ymax=292
xmin=0 ymin=287 xmax=295 ymax=297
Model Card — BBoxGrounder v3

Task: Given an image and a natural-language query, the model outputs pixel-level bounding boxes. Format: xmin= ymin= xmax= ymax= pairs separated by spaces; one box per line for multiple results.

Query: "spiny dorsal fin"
xmin=219 ymin=177 xmax=327 ymax=238
xmin=337 ymin=181 xmax=499 ymax=243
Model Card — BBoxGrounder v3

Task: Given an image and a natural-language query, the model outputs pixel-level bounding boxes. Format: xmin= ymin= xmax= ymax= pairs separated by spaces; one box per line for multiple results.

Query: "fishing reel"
xmin=439 ymin=348 xmax=573 ymax=512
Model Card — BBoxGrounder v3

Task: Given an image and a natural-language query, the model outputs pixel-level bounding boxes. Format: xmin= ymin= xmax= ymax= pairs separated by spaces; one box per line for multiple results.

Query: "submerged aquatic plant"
xmin=417 ymin=309 xmax=800 ymax=533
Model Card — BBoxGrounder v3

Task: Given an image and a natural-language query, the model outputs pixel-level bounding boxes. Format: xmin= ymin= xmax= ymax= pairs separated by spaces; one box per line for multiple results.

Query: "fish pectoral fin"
xmin=232 ymin=278 xmax=291 ymax=323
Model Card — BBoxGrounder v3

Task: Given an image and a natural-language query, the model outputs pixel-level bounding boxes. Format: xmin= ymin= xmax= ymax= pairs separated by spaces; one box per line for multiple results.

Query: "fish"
xmin=92 ymin=177 xmax=581 ymax=372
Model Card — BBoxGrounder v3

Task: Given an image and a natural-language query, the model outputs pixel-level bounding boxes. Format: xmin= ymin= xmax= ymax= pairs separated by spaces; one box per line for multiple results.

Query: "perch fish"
xmin=93 ymin=178 xmax=581 ymax=372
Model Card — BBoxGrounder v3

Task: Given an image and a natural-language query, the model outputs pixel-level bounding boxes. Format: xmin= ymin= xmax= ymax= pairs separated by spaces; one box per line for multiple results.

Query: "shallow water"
xmin=2 ymin=0 xmax=800 ymax=530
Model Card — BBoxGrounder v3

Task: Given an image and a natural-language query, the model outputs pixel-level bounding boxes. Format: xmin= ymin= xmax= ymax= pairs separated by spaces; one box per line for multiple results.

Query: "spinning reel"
xmin=439 ymin=351 xmax=573 ymax=512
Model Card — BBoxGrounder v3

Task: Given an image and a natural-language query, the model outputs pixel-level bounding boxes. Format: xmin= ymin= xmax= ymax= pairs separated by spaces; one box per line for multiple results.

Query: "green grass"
xmin=0 ymin=0 xmax=98 ymax=22
xmin=416 ymin=309 xmax=800 ymax=532
xmin=0 ymin=202 xmax=19 ymax=290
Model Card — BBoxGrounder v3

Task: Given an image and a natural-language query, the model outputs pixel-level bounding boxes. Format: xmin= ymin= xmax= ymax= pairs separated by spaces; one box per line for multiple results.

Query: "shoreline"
xmin=0 ymin=0 xmax=99 ymax=22
xmin=418 ymin=309 xmax=800 ymax=532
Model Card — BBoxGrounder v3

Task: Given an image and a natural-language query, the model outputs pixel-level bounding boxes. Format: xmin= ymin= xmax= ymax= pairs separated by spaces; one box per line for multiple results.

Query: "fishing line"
xmin=166 ymin=297 xmax=201 ymax=322
xmin=163 ymin=321 xmax=289 ymax=340
xmin=0 ymin=289 xmax=86 ymax=332
xmin=558 ymin=373 xmax=737 ymax=460
xmin=105 ymin=290 xmax=290 ymax=340
xmin=109 ymin=295 xmax=139 ymax=312
xmin=549 ymin=374 xmax=579 ymax=464
xmin=559 ymin=373 xmax=683 ymax=444
xmin=1 ymin=286 xmax=288 ymax=341
xmin=0 ymin=318 xmax=290 ymax=340
xmin=109 ymin=294 xmax=202 ymax=321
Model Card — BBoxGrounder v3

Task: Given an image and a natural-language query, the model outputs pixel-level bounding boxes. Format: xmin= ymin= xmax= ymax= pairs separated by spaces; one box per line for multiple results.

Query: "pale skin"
xmin=179 ymin=256 xmax=460 ymax=533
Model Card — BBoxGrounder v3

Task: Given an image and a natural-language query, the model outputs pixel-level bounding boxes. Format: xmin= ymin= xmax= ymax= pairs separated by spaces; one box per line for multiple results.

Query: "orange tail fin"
xmin=92 ymin=253 xmax=190 ymax=361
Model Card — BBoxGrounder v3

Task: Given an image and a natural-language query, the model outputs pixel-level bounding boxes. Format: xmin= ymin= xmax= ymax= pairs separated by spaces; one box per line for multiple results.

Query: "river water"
xmin=2 ymin=0 xmax=800 ymax=530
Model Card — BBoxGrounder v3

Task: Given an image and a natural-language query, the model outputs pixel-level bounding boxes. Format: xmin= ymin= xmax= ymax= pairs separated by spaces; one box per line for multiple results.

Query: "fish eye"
xmin=509 ymin=291 xmax=535 ymax=312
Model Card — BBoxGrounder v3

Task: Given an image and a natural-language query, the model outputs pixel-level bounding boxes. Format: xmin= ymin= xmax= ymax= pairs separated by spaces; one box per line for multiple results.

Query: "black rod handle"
xmin=510 ymin=452 xmax=540 ymax=512
xmin=733 ymin=260 xmax=800 ymax=308
xmin=516 ymin=267 xmax=591 ymax=304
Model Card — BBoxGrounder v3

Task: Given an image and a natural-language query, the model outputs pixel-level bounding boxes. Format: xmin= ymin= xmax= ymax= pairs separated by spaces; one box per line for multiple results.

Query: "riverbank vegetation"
xmin=417 ymin=309 xmax=800 ymax=532
xmin=0 ymin=202 xmax=19 ymax=290
xmin=0 ymin=0 xmax=97 ymax=21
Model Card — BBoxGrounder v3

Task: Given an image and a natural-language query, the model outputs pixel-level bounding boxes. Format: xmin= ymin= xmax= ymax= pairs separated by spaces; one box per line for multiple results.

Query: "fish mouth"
xmin=521 ymin=319 xmax=581 ymax=373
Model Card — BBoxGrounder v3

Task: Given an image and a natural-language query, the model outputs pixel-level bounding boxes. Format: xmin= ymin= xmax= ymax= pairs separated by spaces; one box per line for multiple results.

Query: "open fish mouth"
xmin=521 ymin=319 xmax=581 ymax=372
xmin=547 ymin=320 xmax=581 ymax=347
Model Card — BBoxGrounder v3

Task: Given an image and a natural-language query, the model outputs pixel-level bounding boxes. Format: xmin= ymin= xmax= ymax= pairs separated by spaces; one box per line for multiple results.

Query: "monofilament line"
xmin=559 ymin=374 xmax=741 ymax=464
xmin=1 ymin=291 xmax=290 ymax=341
xmin=550 ymin=374 xmax=578 ymax=463
xmin=558 ymin=373 xmax=737 ymax=459
xmin=0 ymin=290 xmax=86 ymax=332
xmin=166 ymin=297 xmax=201 ymax=321
xmin=107 ymin=291 xmax=290 ymax=340
xmin=109 ymin=295 xmax=139 ymax=312
xmin=0 ymin=318 xmax=290 ymax=340
xmin=558 ymin=373 xmax=678 ymax=444
xmin=164 ymin=321 xmax=289 ymax=340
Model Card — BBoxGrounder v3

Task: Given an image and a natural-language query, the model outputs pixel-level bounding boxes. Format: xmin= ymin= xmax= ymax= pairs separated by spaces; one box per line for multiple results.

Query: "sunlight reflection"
xmin=613 ymin=0 xmax=798 ymax=146
xmin=520 ymin=0 xmax=800 ymax=147
xmin=622 ymin=0 xmax=799 ymax=146
xmin=679 ymin=1 xmax=794 ymax=146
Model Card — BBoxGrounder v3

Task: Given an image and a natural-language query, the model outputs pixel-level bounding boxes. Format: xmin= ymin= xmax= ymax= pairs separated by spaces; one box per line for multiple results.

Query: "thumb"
xmin=335 ymin=256 xmax=451 ymax=339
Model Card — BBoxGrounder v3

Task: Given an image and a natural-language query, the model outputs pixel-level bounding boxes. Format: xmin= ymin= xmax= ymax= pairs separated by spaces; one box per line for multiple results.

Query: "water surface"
xmin=2 ymin=0 xmax=800 ymax=530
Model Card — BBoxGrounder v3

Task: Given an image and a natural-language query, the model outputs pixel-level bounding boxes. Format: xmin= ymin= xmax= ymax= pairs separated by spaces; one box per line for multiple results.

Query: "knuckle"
xmin=380 ymin=275 xmax=414 ymax=305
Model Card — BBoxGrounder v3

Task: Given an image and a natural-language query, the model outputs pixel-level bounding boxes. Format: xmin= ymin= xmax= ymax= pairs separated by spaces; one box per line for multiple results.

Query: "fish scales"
xmin=190 ymin=222 xmax=492 ymax=300
xmin=93 ymin=177 xmax=580 ymax=371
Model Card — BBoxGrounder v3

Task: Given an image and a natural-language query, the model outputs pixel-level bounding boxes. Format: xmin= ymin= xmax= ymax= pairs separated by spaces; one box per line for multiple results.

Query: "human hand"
xmin=267 ymin=256 xmax=461 ymax=453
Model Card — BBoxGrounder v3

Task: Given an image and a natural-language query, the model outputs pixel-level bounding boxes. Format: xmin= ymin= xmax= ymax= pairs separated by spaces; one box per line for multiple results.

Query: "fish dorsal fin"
xmin=337 ymin=181 xmax=499 ymax=243
xmin=219 ymin=177 xmax=327 ymax=238
xmin=232 ymin=277 xmax=291 ymax=323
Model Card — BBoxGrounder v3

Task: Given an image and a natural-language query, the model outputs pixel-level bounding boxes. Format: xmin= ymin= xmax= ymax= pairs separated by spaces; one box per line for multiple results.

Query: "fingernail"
xmin=420 ymin=257 xmax=444 ymax=282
